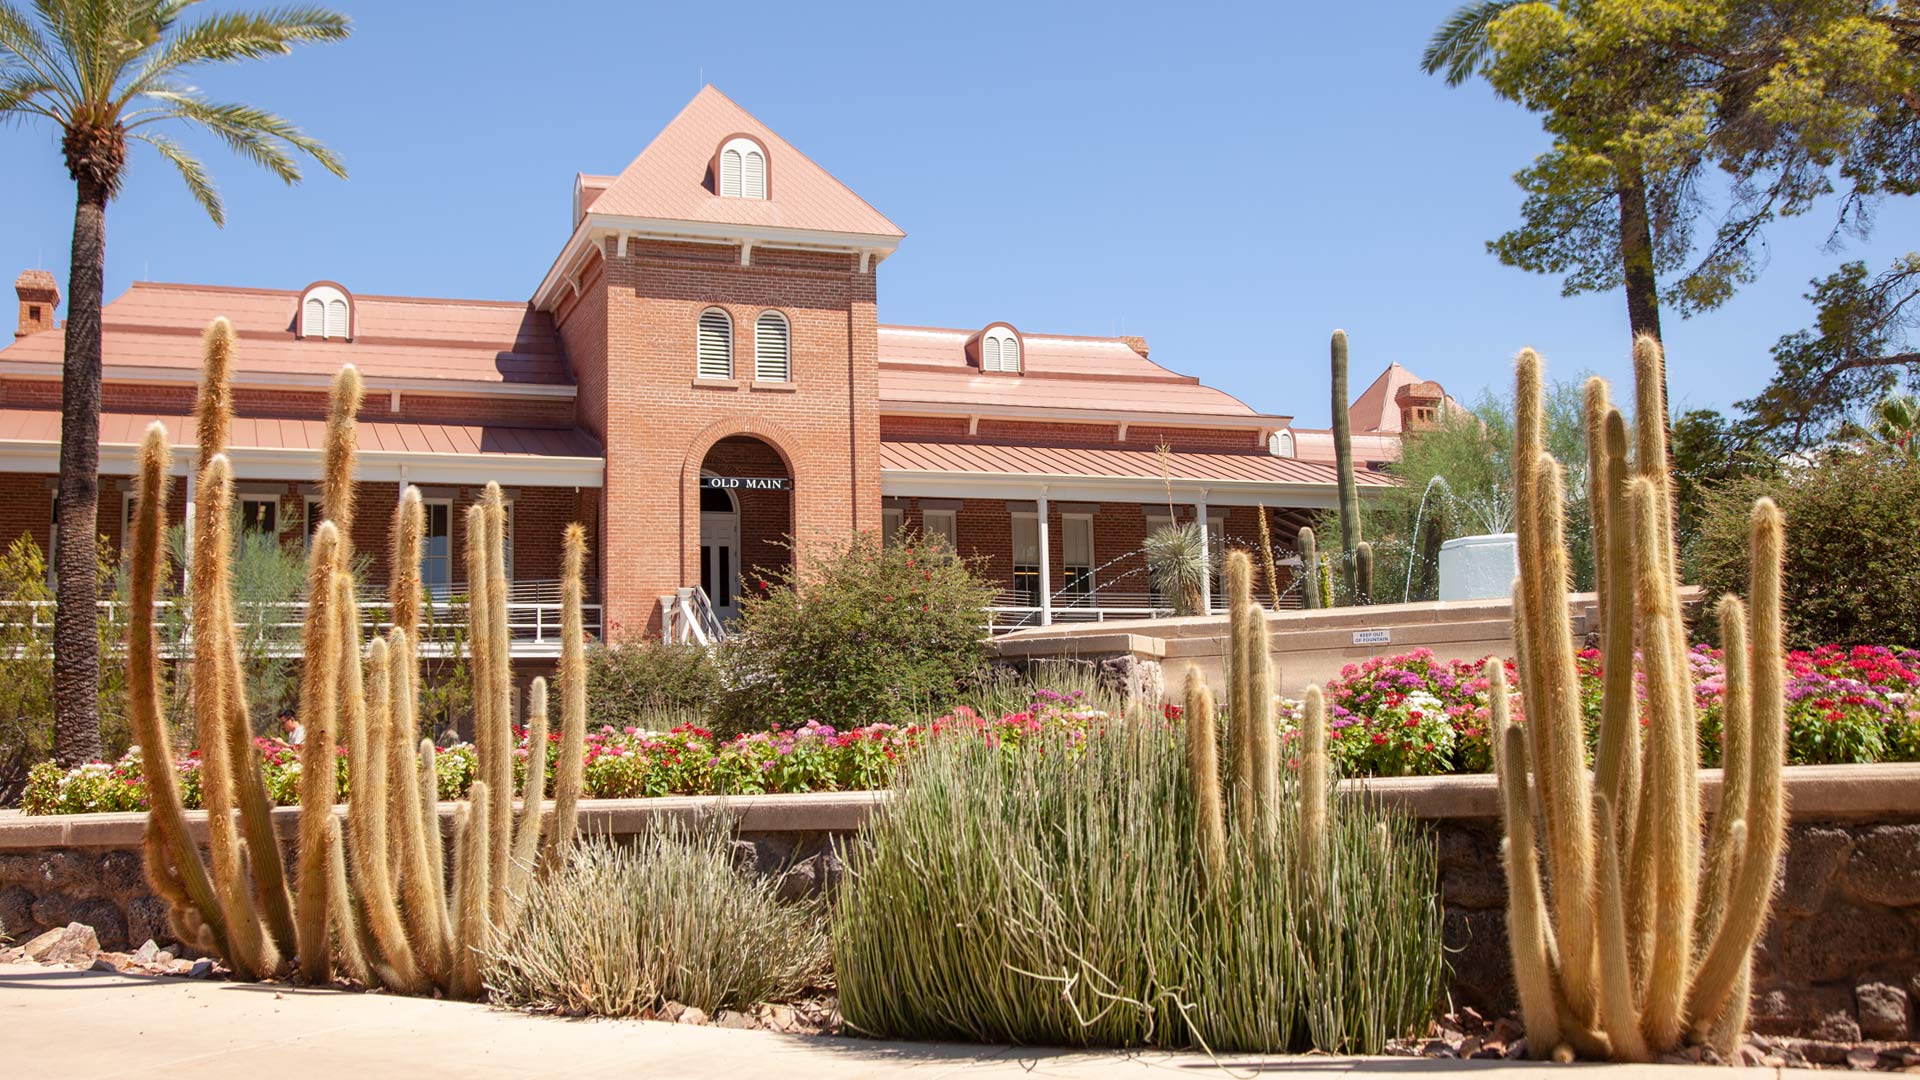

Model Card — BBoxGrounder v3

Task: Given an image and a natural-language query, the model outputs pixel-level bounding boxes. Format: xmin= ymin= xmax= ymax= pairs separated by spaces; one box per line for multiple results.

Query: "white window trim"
xmin=300 ymin=284 xmax=351 ymax=340
xmin=420 ymin=497 xmax=454 ymax=593
xmin=238 ymin=494 xmax=280 ymax=537
xmin=121 ymin=491 xmax=138 ymax=555
xmin=754 ymin=310 xmax=791 ymax=382
xmin=719 ymin=137 xmax=767 ymax=200
xmin=922 ymin=508 xmax=958 ymax=552
xmin=1269 ymin=429 xmax=1295 ymax=458
xmin=697 ymin=307 xmax=734 ymax=380
xmin=982 ymin=328 xmax=1021 ymax=373
xmin=1062 ymin=512 xmax=1094 ymax=595
xmin=881 ymin=507 xmax=903 ymax=545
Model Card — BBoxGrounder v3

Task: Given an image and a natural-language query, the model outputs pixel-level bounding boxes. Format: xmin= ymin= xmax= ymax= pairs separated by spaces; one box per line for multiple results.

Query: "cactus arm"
xmin=483 ymin=486 xmax=514 ymax=926
xmin=1496 ymin=724 xmax=1563 ymax=1059
xmin=417 ymin=736 xmax=454 ymax=982
xmin=294 ymin=525 xmax=343 ymax=983
xmin=1354 ymin=541 xmax=1374 ymax=606
xmin=546 ymin=525 xmax=589 ymax=867
xmin=1248 ymin=603 xmax=1277 ymax=836
xmin=351 ymin=637 xmax=426 ymax=992
xmin=1684 ymin=500 xmax=1788 ymax=1035
xmin=1695 ymin=596 xmax=1752 ymax=954
xmin=1593 ymin=412 xmax=1640 ymax=859
xmin=325 ymin=814 xmax=373 ymax=985
xmin=1300 ymin=685 xmax=1329 ymax=882
xmin=1256 ymin=506 xmax=1282 ymax=614
xmin=1593 ymin=795 xmax=1650 ymax=1062
xmin=322 ymin=365 xmax=363 ymax=546
xmin=1226 ymin=551 xmax=1255 ymax=830
xmin=1331 ymin=330 xmax=1359 ymax=600
xmin=1183 ymin=666 xmax=1225 ymax=882
xmin=450 ymin=785 xmax=492 ymax=999
xmin=126 ymin=425 xmax=233 ymax=962
xmin=1582 ymin=379 xmax=1612 ymax=618
xmin=1297 ymin=526 xmax=1321 ymax=610
xmin=507 ymin=677 xmax=550 ymax=914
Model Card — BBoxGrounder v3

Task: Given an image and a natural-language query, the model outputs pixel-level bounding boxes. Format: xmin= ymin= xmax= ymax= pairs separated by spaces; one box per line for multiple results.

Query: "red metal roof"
xmin=585 ymin=86 xmax=904 ymax=239
xmin=876 ymin=325 xmax=1272 ymax=419
xmin=0 ymin=408 xmax=601 ymax=458
xmin=0 ymin=281 xmax=568 ymax=387
xmin=879 ymin=440 xmax=1391 ymax=487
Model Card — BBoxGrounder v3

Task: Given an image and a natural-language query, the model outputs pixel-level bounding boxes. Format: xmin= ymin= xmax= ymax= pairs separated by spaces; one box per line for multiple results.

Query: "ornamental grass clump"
xmin=1494 ymin=338 xmax=1788 ymax=1062
xmin=486 ymin=827 xmax=828 ymax=1018
xmin=832 ymin=550 xmax=1442 ymax=1055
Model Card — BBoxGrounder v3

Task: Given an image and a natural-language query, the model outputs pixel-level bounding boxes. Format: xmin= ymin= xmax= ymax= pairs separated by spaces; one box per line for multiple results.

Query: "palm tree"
xmin=1863 ymin=393 xmax=1920 ymax=460
xmin=1 ymin=2 xmax=349 ymax=765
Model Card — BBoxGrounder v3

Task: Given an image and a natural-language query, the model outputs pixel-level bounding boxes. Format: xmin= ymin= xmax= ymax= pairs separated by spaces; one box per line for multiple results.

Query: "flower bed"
xmin=1284 ymin=644 xmax=1920 ymax=777
xmin=18 ymin=693 xmax=1109 ymax=815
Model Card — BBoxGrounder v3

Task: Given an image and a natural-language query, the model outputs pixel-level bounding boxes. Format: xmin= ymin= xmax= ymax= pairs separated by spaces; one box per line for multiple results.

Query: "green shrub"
xmin=717 ymin=532 xmax=995 ymax=731
xmin=485 ymin=827 xmax=828 ymax=1017
xmin=585 ymin=640 xmax=721 ymax=729
xmin=831 ymin=718 xmax=1444 ymax=1054
xmin=1691 ymin=452 xmax=1920 ymax=650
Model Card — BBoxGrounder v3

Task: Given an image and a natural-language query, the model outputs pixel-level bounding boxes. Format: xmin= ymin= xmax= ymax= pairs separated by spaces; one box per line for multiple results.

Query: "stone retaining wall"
xmin=2 ymin=768 xmax=1915 ymax=1040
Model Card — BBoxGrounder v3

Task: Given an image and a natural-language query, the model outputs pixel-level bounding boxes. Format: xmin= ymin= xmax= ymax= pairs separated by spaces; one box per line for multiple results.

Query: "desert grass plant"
xmin=486 ymin=825 xmax=829 ymax=1018
xmin=832 ymin=552 xmax=1442 ymax=1054
xmin=1496 ymin=338 xmax=1787 ymax=1061
xmin=124 ymin=321 xmax=589 ymax=995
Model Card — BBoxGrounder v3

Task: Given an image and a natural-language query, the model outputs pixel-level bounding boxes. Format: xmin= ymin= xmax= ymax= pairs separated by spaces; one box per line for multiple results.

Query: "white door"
xmin=699 ymin=489 xmax=741 ymax=622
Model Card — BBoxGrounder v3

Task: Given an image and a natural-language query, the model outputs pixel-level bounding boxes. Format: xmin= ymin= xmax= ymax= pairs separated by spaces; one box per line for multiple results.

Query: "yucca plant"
xmin=1144 ymin=521 xmax=1208 ymax=616
xmin=127 ymin=318 xmax=589 ymax=994
xmin=1496 ymin=337 xmax=1786 ymax=1061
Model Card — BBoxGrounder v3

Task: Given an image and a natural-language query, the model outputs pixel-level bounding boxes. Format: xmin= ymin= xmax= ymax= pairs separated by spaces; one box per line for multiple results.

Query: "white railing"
xmin=0 ymin=580 xmax=602 ymax=659
xmin=659 ymin=586 xmax=727 ymax=646
xmin=986 ymin=587 xmax=1301 ymax=634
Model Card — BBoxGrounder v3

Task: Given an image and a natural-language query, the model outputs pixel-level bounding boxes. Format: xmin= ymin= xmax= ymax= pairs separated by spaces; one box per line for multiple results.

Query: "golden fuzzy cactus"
xmin=1183 ymin=666 xmax=1225 ymax=879
xmin=122 ymin=321 xmax=590 ymax=998
xmin=547 ymin=524 xmax=589 ymax=864
xmin=1496 ymin=337 xmax=1788 ymax=1061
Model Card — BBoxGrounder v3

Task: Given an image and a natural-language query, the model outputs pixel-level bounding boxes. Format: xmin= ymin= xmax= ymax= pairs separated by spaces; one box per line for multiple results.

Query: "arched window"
xmin=754 ymin=311 xmax=790 ymax=381
xmin=717 ymin=137 xmax=767 ymax=200
xmin=697 ymin=308 xmax=734 ymax=379
xmin=299 ymin=283 xmax=351 ymax=339
xmin=1269 ymin=430 xmax=1295 ymax=458
xmin=981 ymin=327 xmax=1021 ymax=373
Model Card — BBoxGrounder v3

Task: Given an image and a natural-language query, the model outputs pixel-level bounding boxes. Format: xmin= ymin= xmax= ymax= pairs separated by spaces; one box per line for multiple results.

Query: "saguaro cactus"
xmin=1297 ymin=526 xmax=1322 ymax=610
xmin=1330 ymin=330 xmax=1360 ymax=601
xmin=1495 ymin=337 xmax=1787 ymax=1061
xmin=125 ymin=320 xmax=590 ymax=997
xmin=1353 ymin=541 xmax=1374 ymax=606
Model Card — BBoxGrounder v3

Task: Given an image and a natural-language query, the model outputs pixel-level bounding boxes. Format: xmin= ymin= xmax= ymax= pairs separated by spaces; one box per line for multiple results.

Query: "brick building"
xmin=1 ymin=86 xmax=1447 ymax=642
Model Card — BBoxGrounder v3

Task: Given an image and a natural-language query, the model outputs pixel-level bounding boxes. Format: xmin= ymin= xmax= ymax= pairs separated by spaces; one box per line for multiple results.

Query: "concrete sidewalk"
xmin=0 ymin=962 xmax=1810 ymax=1079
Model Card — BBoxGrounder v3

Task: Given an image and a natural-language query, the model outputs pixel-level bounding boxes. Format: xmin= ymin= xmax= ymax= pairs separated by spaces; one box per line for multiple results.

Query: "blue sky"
xmin=4 ymin=0 xmax=1917 ymax=427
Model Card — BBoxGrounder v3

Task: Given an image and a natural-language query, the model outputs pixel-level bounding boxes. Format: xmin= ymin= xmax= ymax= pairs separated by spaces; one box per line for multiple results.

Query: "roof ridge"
xmin=698 ymin=85 xmax=906 ymax=237
xmin=128 ymin=280 xmax=535 ymax=310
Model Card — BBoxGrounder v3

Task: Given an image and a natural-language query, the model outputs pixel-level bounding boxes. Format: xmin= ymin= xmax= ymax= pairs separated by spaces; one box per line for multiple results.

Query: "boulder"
xmin=1776 ymin=902 xmax=1916 ymax=984
xmin=1844 ymin=825 xmax=1920 ymax=907
xmin=1776 ymin=827 xmax=1853 ymax=916
xmin=1855 ymin=982 xmax=1912 ymax=1042
xmin=22 ymin=922 xmax=99 ymax=965
xmin=0 ymin=885 xmax=34 ymax=941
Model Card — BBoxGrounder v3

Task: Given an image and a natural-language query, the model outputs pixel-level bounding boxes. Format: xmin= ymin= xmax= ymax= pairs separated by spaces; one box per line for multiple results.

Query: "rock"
xmin=154 ymin=950 xmax=174 ymax=964
xmin=728 ymin=841 xmax=761 ymax=875
xmin=656 ymin=1001 xmax=688 ymax=1023
xmin=676 ymin=1006 xmax=708 ymax=1026
xmin=763 ymin=1004 xmax=797 ymax=1033
xmin=23 ymin=922 xmax=98 ymax=964
xmin=1810 ymin=1010 xmax=1864 ymax=1045
xmin=28 ymin=892 xmax=76 ymax=931
xmin=1440 ymin=908 xmax=1513 ymax=1016
xmin=89 ymin=953 xmax=129 ymax=973
xmin=1778 ymin=902 xmax=1916 ymax=984
xmin=96 ymin=850 xmax=144 ymax=895
xmin=39 ymin=850 xmax=93 ymax=892
xmin=125 ymin=896 xmax=171 ymax=950
xmin=165 ymin=959 xmax=193 ymax=975
xmin=1800 ymin=1040 xmax=1855 ymax=1066
xmin=1420 ymin=1039 xmax=1458 ymax=1058
xmin=714 ymin=1010 xmax=755 ymax=1030
xmin=1778 ymin=827 xmax=1854 ymax=916
xmin=69 ymin=899 xmax=127 ymax=952
xmin=1846 ymin=825 xmax=1920 ymax=907
xmin=188 ymin=959 xmax=213 ymax=979
xmin=1847 ymin=1048 xmax=1881 ymax=1071
xmin=0 ymin=885 xmax=34 ymax=940
xmin=1858 ymin=983 xmax=1913 ymax=1041
xmin=131 ymin=940 xmax=160 ymax=965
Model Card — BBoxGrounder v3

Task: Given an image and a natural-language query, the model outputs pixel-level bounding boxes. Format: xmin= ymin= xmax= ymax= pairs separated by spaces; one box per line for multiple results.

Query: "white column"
xmin=1036 ymin=489 xmax=1053 ymax=627
xmin=1195 ymin=491 xmax=1211 ymax=613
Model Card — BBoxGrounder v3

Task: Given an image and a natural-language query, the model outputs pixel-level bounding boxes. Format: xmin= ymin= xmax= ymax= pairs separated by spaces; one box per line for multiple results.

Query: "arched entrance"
xmin=695 ymin=434 xmax=794 ymax=621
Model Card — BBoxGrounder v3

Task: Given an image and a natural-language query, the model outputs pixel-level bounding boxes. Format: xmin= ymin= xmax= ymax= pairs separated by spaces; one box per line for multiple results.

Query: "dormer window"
xmin=981 ymin=326 xmax=1021 ymax=373
xmin=1269 ymin=430 xmax=1296 ymax=458
xmin=717 ymin=136 xmax=768 ymax=200
xmin=299 ymin=283 xmax=352 ymax=340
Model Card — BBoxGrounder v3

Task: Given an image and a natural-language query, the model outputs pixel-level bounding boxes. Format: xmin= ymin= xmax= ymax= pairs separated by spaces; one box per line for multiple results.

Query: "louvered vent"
xmin=755 ymin=311 xmax=790 ymax=381
xmin=983 ymin=337 xmax=1001 ymax=372
xmin=697 ymin=308 xmax=733 ymax=379
xmin=326 ymin=299 xmax=349 ymax=339
xmin=720 ymin=149 xmax=742 ymax=198
xmin=304 ymin=298 xmax=325 ymax=337
xmin=743 ymin=151 xmax=766 ymax=199
xmin=1000 ymin=334 xmax=1020 ymax=372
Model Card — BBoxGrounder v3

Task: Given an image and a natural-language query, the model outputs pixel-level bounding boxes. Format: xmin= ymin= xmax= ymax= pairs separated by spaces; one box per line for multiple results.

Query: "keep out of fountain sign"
xmin=701 ymin=476 xmax=792 ymax=491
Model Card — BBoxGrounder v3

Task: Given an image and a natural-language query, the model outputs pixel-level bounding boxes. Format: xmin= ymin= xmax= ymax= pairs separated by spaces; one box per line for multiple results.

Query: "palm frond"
xmin=124 ymin=5 xmax=348 ymax=99
xmin=1421 ymin=0 xmax=1526 ymax=87
xmin=0 ymin=70 xmax=61 ymax=121
xmin=132 ymin=128 xmax=223 ymax=225
xmin=138 ymin=90 xmax=314 ymax=182
xmin=0 ymin=1 xmax=78 ymax=108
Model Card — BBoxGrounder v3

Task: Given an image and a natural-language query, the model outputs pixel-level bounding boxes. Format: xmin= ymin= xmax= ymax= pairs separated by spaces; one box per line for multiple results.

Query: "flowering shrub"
xmin=19 ymin=691 xmax=1111 ymax=814
xmin=1285 ymin=644 xmax=1920 ymax=778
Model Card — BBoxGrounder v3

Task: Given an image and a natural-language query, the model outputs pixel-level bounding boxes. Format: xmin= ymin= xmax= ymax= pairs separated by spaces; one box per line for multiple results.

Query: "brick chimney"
xmin=15 ymin=270 xmax=59 ymax=337
xmin=1120 ymin=334 xmax=1150 ymax=358
xmin=1394 ymin=380 xmax=1447 ymax=431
